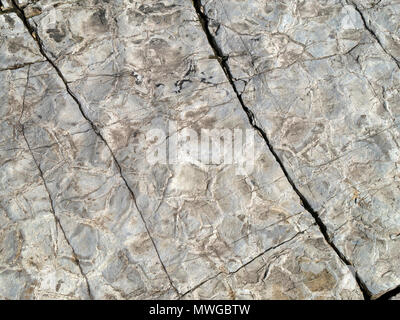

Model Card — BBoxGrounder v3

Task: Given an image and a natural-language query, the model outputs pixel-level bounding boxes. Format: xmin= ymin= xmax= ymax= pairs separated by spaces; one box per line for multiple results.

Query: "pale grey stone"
xmin=0 ymin=65 xmax=90 ymax=299
xmin=183 ymin=226 xmax=362 ymax=300
xmin=352 ymin=0 xmax=400 ymax=63
xmin=0 ymin=13 xmax=43 ymax=69
xmin=1 ymin=0 xmax=399 ymax=300
xmin=199 ymin=0 xmax=400 ymax=298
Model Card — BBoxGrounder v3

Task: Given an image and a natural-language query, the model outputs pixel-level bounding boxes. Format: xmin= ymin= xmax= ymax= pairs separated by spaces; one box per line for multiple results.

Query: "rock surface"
xmin=0 ymin=0 xmax=398 ymax=300
xmin=199 ymin=0 xmax=400 ymax=298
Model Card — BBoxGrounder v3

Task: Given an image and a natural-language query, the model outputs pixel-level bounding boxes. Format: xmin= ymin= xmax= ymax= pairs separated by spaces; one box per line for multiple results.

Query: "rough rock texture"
xmin=0 ymin=0 xmax=398 ymax=300
xmin=182 ymin=226 xmax=360 ymax=300
xmin=200 ymin=0 xmax=400 ymax=298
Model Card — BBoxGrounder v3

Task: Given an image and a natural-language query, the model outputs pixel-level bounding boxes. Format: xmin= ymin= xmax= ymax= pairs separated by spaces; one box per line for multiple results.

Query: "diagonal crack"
xmin=344 ymin=1 xmax=400 ymax=300
xmin=179 ymin=272 xmax=222 ymax=299
xmin=180 ymin=227 xmax=308 ymax=299
xmin=18 ymin=64 xmax=93 ymax=299
xmin=228 ymin=228 xmax=308 ymax=275
xmin=10 ymin=0 xmax=179 ymax=296
xmin=0 ymin=61 xmax=42 ymax=72
xmin=20 ymin=124 xmax=94 ymax=299
xmin=375 ymin=284 xmax=400 ymax=300
xmin=192 ymin=0 xmax=371 ymax=300
xmin=348 ymin=0 xmax=400 ymax=70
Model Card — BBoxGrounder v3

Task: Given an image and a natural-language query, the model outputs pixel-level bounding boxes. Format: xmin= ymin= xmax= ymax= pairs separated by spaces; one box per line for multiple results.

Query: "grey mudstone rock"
xmin=352 ymin=0 xmax=400 ymax=63
xmin=200 ymin=0 xmax=400 ymax=298
xmin=0 ymin=0 xmax=398 ymax=300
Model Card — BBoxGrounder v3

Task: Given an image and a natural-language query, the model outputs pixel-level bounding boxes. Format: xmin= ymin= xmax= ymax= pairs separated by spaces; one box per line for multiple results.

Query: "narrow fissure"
xmin=347 ymin=1 xmax=400 ymax=301
xmin=10 ymin=0 xmax=179 ymax=296
xmin=348 ymin=1 xmax=400 ymax=70
xmin=192 ymin=0 xmax=372 ymax=300
xmin=18 ymin=62 xmax=93 ymax=299
xmin=20 ymin=124 xmax=94 ymax=299
xmin=375 ymin=284 xmax=400 ymax=300
xmin=180 ymin=227 xmax=308 ymax=299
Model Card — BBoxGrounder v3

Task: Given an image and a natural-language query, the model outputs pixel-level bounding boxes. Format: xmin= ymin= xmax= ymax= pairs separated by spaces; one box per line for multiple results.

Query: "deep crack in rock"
xmin=3 ymin=0 xmax=398 ymax=300
xmin=192 ymin=0 xmax=372 ymax=300
xmin=348 ymin=0 xmax=400 ymax=70
xmin=20 ymin=124 xmax=94 ymax=299
xmin=10 ymin=0 xmax=179 ymax=296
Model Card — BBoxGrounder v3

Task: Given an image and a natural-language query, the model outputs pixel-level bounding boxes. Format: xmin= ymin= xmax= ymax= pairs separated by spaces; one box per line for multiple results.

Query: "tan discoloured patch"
xmin=304 ymin=269 xmax=336 ymax=292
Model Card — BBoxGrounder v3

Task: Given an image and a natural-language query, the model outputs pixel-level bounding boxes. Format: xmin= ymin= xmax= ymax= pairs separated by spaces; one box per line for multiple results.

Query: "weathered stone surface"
xmin=0 ymin=13 xmax=43 ymax=70
xmin=200 ymin=0 xmax=400 ymax=298
xmin=0 ymin=0 xmax=398 ymax=300
xmin=0 ymin=15 xmax=89 ymax=300
xmin=1 ymin=10 xmax=176 ymax=300
xmin=352 ymin=0 xmax=400 ymax=63
xmin=183 ymin=226 xmax=360 ymax=300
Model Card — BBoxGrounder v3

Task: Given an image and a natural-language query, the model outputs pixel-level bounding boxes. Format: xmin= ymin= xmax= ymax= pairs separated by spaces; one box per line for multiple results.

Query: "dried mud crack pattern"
xmin=0 ymin=0 xmax=398 ymax=299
